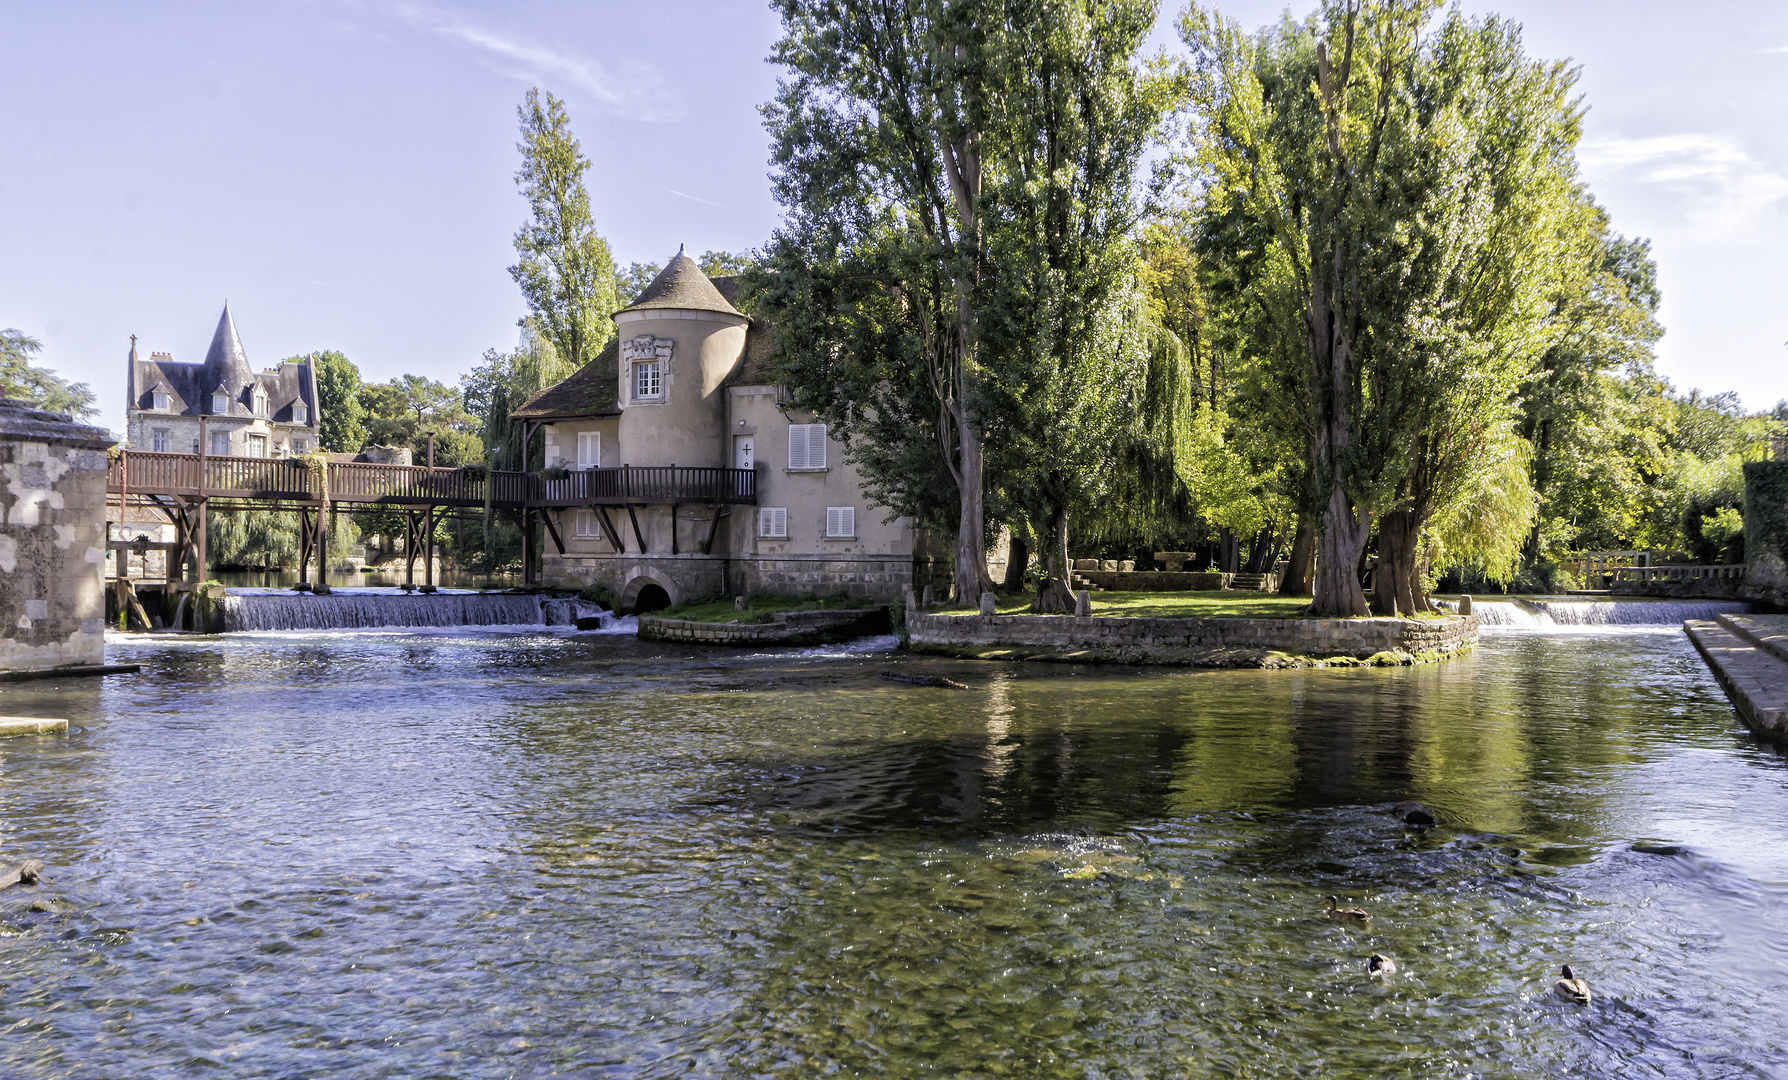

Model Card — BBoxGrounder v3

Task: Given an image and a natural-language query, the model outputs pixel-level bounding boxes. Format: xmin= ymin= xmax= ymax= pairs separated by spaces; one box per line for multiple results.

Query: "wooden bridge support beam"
xmin=424 ymin=505 xmax=436 ymax=588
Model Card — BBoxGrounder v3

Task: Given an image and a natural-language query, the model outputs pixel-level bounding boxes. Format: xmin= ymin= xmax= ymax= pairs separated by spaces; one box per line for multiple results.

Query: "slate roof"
xmin=509 ymin=338 xmax=621 ymax=420
xmin=617 ymin=248 xmax=744 ymax=318
xmin=711 ymin=275 xmax=778 ymax=387
xmin=126 ymin=304 xmax=318 ymax=426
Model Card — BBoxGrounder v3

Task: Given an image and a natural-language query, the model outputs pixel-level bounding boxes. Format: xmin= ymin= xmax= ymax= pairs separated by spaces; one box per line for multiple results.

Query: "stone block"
xmin=1075 ymin=590 xmax=1092 ymax=617
xmin=979 ymin=591 xmax=996 ymax=616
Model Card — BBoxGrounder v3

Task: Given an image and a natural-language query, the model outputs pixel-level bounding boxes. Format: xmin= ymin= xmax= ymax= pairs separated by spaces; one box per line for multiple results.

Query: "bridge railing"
xmin=1610 ymin=565 xmax=1745 ymax=582
xmin=109 ymin=452 xmax=758 ymax=509
xmin=534 ymin=466 xmax=757 ymax=506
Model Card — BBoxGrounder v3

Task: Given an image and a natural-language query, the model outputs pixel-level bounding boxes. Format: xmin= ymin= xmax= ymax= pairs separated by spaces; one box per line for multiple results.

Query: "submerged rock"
xmin=1394 ymin=801 xmax=1436 ymax=826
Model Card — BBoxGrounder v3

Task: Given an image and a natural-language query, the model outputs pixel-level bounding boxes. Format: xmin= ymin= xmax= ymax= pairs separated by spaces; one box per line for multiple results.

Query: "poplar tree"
xmin=510 ymin=88 xmax=618 ymax=371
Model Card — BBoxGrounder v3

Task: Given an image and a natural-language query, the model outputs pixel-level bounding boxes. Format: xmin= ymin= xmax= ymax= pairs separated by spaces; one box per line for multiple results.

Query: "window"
xmin=210 ymin=431 xmax=230 ymax=456
xmin=151 ymin=428 xmax=170 ymax=452
xmin=253 ymin=392 xmax=268 ymax=417
xmin=151 ymin=391 xmax=170 ymax=412
xmin=577 ymin=431 xmax=601 ymax=469
xmin=759 ymin=507 xmax=788 ymax=538
xmin=291 ymin=439 xmax=307 ymax=454
xmin=788 ymin=423 xmax=827 ymax=469
xmin=212 ymin=392 xmax=229 ymax=415
xmin=247 ymin=434 xmax=268 ymax=458
xmin=292 ymin=404 xmax=308 ymax=425
xmin=633 ymin=361 xmax=662 ymax=401
xmin=574 ymin=510 xmax=601 ymax=537
xmin=826 ymin=506 xmax=856 ymax=538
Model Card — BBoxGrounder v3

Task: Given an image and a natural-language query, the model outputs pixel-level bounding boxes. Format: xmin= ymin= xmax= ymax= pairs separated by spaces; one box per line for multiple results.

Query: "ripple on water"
xmin=0 ymin=629 xmax=1783 ymax=1076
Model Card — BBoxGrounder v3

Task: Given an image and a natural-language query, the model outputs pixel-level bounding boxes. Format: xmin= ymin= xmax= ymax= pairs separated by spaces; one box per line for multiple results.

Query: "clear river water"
xmin=1 ymin=624 xmax=1785 ymax=1078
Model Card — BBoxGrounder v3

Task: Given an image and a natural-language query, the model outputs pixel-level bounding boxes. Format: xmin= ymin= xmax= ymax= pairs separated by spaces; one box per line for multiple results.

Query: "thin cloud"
xmin=392 ymin=3 xmax=673 ymax=120
xmin=1765 ymin=45 xmax=1788 ymax=54
xmin=1578 ymin=133 xmax=1788 ymax=239
xmin=668 ymin=189 xmax=726 ymax=210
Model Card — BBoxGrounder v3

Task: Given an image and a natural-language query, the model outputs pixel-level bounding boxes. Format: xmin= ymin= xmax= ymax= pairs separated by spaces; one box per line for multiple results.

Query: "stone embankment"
xmin=639 ymin=606 xmax=889 ymax=647
xmin=906 ymin=610 xmax=1477 ymax=668
xmin=1685 ymin=613 xmax=1788 ymax=743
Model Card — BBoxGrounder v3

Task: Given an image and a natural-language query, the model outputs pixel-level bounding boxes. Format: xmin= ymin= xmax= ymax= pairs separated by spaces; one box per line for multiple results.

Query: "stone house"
xmin=124 ymin=304 xmax=319 ymax=459
xmin=510 ymin=249 xmax=948 ymax=610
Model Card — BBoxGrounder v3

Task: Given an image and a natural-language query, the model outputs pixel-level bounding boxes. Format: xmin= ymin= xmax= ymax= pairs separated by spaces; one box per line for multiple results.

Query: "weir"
xmin=1459 ymin=598 xmax=1751 ymax=627
xmin=221 ymin=591 xmax=611 ymax=632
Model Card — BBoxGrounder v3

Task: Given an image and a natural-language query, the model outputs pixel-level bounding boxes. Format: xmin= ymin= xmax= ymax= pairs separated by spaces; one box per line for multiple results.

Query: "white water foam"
xmin=1444 ymin=598 xmax=1749 ymax=630
xmin=222 ymin=590 xmax=611 ymax=633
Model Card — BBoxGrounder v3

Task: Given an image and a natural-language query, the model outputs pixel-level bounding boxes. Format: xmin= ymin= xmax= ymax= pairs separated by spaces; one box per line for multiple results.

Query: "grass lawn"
xmin=946 ymin=590 xmax=1446 ymax=620
xmin=654 ymin=593 xmax=878 ymax=624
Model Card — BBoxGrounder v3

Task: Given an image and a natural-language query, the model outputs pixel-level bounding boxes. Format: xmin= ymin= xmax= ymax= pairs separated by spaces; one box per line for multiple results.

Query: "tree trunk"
xmin=1218 ymin=528 xmax=1240 ymax=573
xmin=1002 ymin=531 xmax=1029 ymax=592
xmin=1279 ymin=514 xmax=1316 ymax=596
xmin=951 ymin=428 xmax=995 ymax=606
xmin=1313 ymin=483 xmax=1371 ymax=616
xmin=1031 ymin=505 xmax=1075 ymax=613
xmin=1372 ymin=510 xmax=1421 ymax=617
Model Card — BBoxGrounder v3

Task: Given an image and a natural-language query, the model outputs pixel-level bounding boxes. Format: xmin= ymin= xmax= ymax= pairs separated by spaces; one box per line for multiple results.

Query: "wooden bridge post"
xmin=424 ymin=505 xmax=436 ymax=588
xmin=403 ymin=510 xmax=418 ymax=585
xmin=296 ymin=507 xmax=312 ymax=586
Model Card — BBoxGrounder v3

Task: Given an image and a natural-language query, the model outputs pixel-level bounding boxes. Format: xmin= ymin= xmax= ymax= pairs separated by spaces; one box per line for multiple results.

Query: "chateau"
xmin=511 ymin=249 xmax=946 ymax=610
xmin=124 ymin=304 xmax=319 ymax=458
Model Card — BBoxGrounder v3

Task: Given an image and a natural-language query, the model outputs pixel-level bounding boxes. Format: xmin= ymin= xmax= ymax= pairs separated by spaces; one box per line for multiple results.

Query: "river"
xmin=1 ymin=625 xmax=1784 ymax=1077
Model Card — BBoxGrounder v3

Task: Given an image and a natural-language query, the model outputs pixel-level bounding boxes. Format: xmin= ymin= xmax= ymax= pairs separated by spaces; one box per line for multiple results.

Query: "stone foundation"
xmin=544 ymin=551 xmax=941 ymax=608
xmin=906 ymin=610 xmax=1478 ymax=668
xmin=639 ymin=606 xmax=890 ymax=646
xmin=0 ymin=399 xmax=115 ymax=674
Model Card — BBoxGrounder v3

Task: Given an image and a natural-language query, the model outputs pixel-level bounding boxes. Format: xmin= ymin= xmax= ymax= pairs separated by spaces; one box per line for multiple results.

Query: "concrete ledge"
xmin=639 ymin=606 xmax=890 ymax=647
xmin=1719 ymin=613 xmax=1788 ymax=665
xmin=0 ymin=663 xmax=141 ymax=683
xmin=0 ymin=717 xmax=68 ymax=737
xmin=906 ymin=611 xmax=1477 ymax=667
xmin=1686 ymin=619 xmax=1788 ymax=741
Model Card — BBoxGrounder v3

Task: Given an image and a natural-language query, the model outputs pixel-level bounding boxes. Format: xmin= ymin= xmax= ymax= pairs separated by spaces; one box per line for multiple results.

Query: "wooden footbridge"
xmin=107 ymin=449 xmax=757 ymax=587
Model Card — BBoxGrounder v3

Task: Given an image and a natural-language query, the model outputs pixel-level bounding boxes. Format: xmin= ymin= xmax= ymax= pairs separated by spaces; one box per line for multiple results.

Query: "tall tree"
xmin=510 ymin=88 xmax=619 ymax=371
xmin=1 ymin=329 xmax=97 ymax=419
xmin=1181 ymin=1 xmax=1581 ymax=614
xmin=296 ymin=349 xmax=365 ymax=453
xmin=758 ymin=0 xmax=997 ymax=604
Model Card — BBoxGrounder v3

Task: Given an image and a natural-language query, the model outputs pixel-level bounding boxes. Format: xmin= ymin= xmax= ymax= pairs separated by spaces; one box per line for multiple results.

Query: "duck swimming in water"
xmin=1324 ymin=895 xmax=1370 ymax=922
xmin=1554 ymin=964 xmax=1591 ymax=1004
xmin=1367 ymin=953 xmax=1396 ymax=977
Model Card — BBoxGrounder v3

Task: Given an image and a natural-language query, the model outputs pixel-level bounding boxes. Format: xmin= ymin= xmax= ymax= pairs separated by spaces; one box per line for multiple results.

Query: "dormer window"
xmin=212 ymin=391 xmax=229 ymax=415
xmin=253 ymin=391 xmax=268 ymax=417
xmin=291 ymin=403 xmax=308 ymax=425
xmin=150 ymin=390 xmax=170 ymax=412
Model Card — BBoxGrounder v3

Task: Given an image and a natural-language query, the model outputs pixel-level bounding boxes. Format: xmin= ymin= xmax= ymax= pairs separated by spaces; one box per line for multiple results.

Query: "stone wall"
xmin=0 ymin=399 xmax=115 ymax=673
xmin=1745 ymin=460 xmax=1788 ymax=610
xmin=544 ymin=550 xmax=934 ymax=608
xmin=1073 ymin=570 xmax=1253 ymax=592
xmin=907 ymin=609 xmax=1477 ymax=667
xmin=639 ymin=606 xmax=890 ymax=646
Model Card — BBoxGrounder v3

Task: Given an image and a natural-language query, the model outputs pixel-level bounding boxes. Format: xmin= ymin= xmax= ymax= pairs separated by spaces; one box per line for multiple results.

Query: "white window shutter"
xmin=841 ymin=505 xmax=853 ymax=536
xmin=788 ymin=425 xmax=806 ymax=469
xmin=578 ymin=431 xmax=599 ymax=469
xmin=826 ymin=506 xmax=853 ymax=538
xmin=810 ymin=424 xmax=827 ymax=469
xmin=760 ymin=507 xmax=787 ymax=538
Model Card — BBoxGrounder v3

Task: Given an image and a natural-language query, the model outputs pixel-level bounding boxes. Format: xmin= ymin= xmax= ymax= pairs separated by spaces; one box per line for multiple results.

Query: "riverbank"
xmin=1685 ymin=612 xmax=1788 ymax=742
xmin=906 ymin=609 xmax=1477 ymax=668
xmin=639 ymin=604 xmax=889 ymax=646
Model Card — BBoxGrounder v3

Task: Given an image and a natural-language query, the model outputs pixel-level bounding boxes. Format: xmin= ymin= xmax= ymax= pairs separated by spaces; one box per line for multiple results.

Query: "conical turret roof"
xmin=202 ymin=303 xmax=254 ymax=394
xmin=617 ymin=247 xmax=744 ymax=318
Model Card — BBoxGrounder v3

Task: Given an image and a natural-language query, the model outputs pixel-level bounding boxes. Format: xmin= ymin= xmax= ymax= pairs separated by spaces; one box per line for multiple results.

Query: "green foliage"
xmin=299 ymin=350 xmax=365 ymax=452
xmin=460 ymin=326 xmax=570 ymax=472
xmin=1 ymin=328 xmax=97 ymax=418
xmin=207 ymin=509 xmax=358 ymax=571
xmin=355 ymin=374 xmax=479 ymax=465
xmin=510 ymin=88 xmax=618 ymax=370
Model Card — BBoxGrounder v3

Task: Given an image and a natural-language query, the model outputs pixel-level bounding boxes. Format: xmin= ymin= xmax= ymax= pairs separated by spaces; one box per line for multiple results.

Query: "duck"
xmin=1553 ymin=964 xmax=1591 ymax=1004
xmin=1324 ymin=895 xmax=1370 ymax=922
xmin=1367 ymin=953 xmax=1396 ymax=977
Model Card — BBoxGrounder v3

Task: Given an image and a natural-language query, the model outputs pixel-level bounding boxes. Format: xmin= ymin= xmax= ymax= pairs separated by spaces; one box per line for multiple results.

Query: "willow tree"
xmin=510 ymin=88 xmax=618 ymax=371
xmin=1181 ymin=1 xmax=1582 ymax=614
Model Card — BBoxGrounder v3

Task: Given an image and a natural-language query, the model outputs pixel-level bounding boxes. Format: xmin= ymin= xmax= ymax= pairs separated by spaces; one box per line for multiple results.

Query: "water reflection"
xmin=0 ymin=629 xmax=1782 ymax=1076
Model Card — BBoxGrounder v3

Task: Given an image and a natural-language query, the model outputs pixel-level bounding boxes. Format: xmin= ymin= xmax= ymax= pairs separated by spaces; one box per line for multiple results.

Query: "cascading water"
xmin=221 ymin=590 xmax=618 ymax=633
xmin=1444 ymin=597 xmax=1750 ymax=628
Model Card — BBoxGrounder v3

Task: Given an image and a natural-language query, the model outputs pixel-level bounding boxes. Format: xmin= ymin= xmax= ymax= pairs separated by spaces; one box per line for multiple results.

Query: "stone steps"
xmin=1717 ymin=613 xmax=1788 ymax=665
xmin=1684 ymin=618 xmax=1788 ymax=742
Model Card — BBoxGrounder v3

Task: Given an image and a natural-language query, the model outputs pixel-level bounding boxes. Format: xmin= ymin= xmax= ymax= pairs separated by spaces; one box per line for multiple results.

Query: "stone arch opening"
xmin=632 ymin=583 xmax=672 ymax=614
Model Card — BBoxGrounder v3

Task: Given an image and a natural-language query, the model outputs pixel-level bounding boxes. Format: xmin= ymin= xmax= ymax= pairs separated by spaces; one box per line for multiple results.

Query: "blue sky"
xmin=3 ymin=1 xmax=1785 ymax=436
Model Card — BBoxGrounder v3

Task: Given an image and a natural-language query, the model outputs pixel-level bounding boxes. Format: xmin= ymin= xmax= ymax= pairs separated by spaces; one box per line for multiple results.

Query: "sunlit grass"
xmin=943 ymin=590 xmax=1442 ymax=620
xmin=656 ymin=593 xmax=878 ymax=624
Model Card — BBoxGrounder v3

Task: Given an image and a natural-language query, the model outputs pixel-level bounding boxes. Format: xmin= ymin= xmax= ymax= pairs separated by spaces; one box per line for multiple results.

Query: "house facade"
xmin=511 ymin=249 xmax=948 ymax=610
xmin=124 ymin=304 xmax=319 ymax=458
